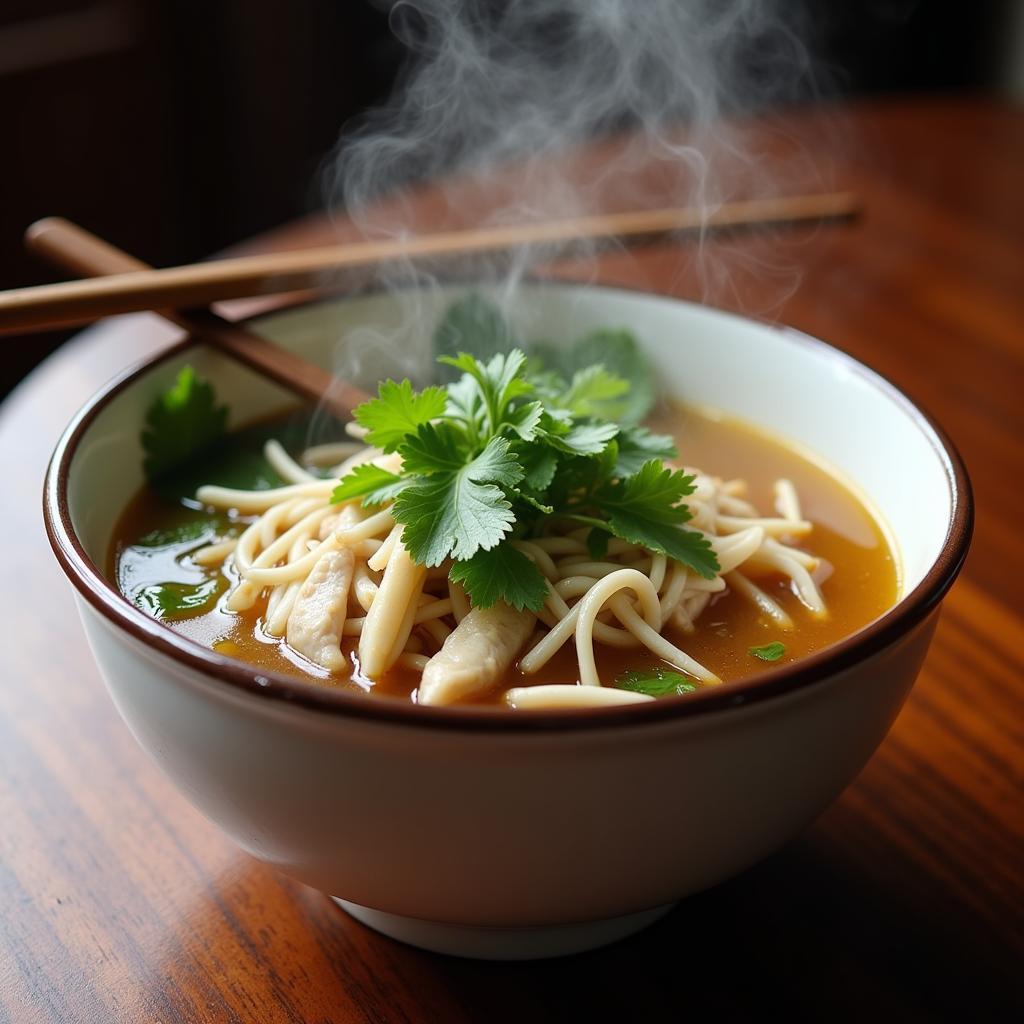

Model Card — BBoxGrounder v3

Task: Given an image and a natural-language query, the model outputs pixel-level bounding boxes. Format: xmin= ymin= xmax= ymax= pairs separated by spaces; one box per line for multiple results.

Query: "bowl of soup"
xmin=43 ymin=284 xmax=971 ymax=959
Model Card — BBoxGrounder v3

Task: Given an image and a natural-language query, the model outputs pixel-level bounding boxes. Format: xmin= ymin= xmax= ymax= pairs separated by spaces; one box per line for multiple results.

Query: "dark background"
xmin=0 ymin=0 xmax=1018 ymax=396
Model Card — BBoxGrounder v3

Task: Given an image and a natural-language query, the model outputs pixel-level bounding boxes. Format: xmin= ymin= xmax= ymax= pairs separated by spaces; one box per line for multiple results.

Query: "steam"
xmin=317 ymin=0 xmax=822 ymax=394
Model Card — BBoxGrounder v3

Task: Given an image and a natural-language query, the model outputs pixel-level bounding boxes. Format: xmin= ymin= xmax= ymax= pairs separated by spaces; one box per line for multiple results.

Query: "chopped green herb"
xmin=434 ymin=293 xmax=518 ymax=376
xmin=591 ymin=460 xmax=718 ymax=577
xmin=135 ymin=577 xmax=225 ymax=621
xmin=558 ymin=364 xmax=631 ymax=420
xmin=613 ymin=425 xmax=678 ymax=478
xmin=354 ymin=379 xmax=448 ymax=453
xmin=615 ymin=667 xmax=700 ymax=697
xmin=448 ymin=544 xmax=550 ymax=613
xmin=119 ymin=515 xmax=229 ymax=620
xmin=394 ymin=433 xmax=524 ymax=565
xmin=533 ymin=328 xmax=655 ymax=424
xmin=435 ymin=295 xmax=656 ymax=423
xmin=749 ymin=641 xmax=787 ymax=662
xmin=332 ymin=337 xmax=719 ymax=611
xmin=142 ymin=366 xmax=228 ymax=480
xmin=330 ymin=464 xmax=410 ymax=506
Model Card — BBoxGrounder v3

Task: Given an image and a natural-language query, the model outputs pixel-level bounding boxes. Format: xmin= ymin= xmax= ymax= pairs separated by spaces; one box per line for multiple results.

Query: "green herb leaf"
xmin=749 ymin=641 xmax=787 ymax=662
xmin=135 ymin=577 xmax=226 ymax=621
xmin=614 ymin=425 xmax=678 ymax=478
xmin=504 ymin=400 xmax=544 ymax=441
xmin=533 ymin=329 xmax=654 ymax=424
xmin=439 ymin=349 xmax=533 ymax=436
xmin=448 ymin=545 xmax=549 ymax=612
xmin=142 ymin=366 xmax=228 ymax=480
xmin=331 ymin=464 xmax=410 ymax=506
xmin=594 ymin=460 xmax=719 ymax=578
xmin=393 ymin=436 xmax=524 ymax=565
xmin=399 ymin=422 xmax=473 ymax=475
xmin=538 ymin=419 xmax=618 ymax=456
xmin=517 ymin=445 xmax=559 ymax=492
xmin=326 ymin=300 xmax=714 ymax=615
xmin=560 ymin=364 xmax=631 ymax=419
xmin=120 ymin=515 xmax=229 ymax=620
xmin=354 ymin=379 xmax=448 ymax=453
xmin=513 ymin=491 xmax=555 ymax=515
xmin=615 ymin=666 xmax=699 ymax=696
xmin=434 ymin=294 xmax=517 ymax=375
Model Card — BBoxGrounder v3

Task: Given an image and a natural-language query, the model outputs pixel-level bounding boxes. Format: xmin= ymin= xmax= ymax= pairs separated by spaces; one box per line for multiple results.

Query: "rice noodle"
xmin=264 ymin=439 xmax=318 ymax=484
xmin=505 ymin=684 xmax=654 ymax=709
xmin=191 ymin=539 xmax=237 ymax=566
xmin=194 ymin=439 xmax=829 ymax=708
xmin=301 ymin=441 xmax=365 ymax=467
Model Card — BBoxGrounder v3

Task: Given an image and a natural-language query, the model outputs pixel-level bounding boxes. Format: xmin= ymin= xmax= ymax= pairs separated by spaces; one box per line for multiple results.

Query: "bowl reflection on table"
xmin=43 ymin=284 xmax=971 ymax=959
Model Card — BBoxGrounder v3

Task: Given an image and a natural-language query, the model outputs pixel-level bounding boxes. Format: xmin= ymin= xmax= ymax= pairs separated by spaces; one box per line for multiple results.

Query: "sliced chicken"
xmin=418 ymin=603 xmax=536 ymax=706
xmin=286 ymin=546 xmax=355 ymax=673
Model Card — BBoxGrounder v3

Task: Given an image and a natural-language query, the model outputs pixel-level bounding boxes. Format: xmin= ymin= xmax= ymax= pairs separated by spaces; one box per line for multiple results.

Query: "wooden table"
xmin=2 ymin=98 xmax=1022 ymax=1022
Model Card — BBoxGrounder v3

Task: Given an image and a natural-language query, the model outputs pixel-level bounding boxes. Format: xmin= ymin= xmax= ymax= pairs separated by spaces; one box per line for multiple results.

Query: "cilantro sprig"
xmin=614 ymin=667 xmax=700 ymax=697
xmin=749 ymin=641 xmax=787 ymax=662
xmin=332 ymin=324 xmax=719 ymax=611
xmin=142 ymin=366 xmax=228 ymax=480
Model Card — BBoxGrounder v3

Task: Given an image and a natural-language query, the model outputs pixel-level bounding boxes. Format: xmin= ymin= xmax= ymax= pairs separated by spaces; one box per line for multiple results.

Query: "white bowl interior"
xmin=68 ymin=284 xmax=957 ymax=601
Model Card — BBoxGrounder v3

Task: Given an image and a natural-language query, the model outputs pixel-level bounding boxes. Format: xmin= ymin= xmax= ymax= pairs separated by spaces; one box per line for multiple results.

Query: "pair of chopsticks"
xmin=8 ymin=191 xmax=858 ymax=417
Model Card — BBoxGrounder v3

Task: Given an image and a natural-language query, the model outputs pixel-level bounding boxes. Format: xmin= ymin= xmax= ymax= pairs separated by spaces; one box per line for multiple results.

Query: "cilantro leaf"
xmin=615 ymin=667 xmax=700 ymax=696
xmin=330 ymin=302 xmax=716 ymax=617
xmin=122 ymin=515 xmax=228 ymax=620
xmin=448 ymin=545 xmax=549 ymax=612
xmin=532 ymin=329 xmax=654 ymax=424
xmin=331 ymin=464 xmax=410 ymax=506
xmin=537 ymin=418 xmax=618 ymax=456
xmin=142 ymin=366 xmax=228 ymax=480
xmin=505 ymin=400 xmax=544 ymax=441
xmin=399 ymin=422 xmax=470 ymax=475
xmin=595 ymin=460 xmax=696 ymax=518
xmin=516 ymin=445 xmax=559 ymax=492
xmin=440 ymin=349 xmax=532 ymax=435
xmin=393 ymin=436 xmax=524 ymax=565
xmin=135 ymin=577 xmax=225 ymax=622
xmin=594 ymin=460 xmax=719 ymax=577
xmin=561 ymin=365 xmax=631 ymax=419
xmin=614 ymin=425 xmax=678 ymax=478
xmin=434 ymin=294 xmax=517 ymax=376
xmin=513 ymin=491 xmax=554 ymax=515
xmin=354 ymin=379 xmax=448 ymax=453
xmin=749 ymin=641 xmax=787 ymax=662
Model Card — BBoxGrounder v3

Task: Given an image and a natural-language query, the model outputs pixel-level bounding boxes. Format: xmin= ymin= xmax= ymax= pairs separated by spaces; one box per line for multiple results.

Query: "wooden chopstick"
xmin=2 ymin=192 xmax=859 ymax=336
xmin=27 ymin=219 xmax=366 ymax=418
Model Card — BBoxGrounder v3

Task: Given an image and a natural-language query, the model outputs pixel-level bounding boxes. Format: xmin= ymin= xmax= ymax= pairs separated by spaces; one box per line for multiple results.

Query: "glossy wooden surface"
xmin=2 ymin=98 xmax=1022 ymax=1021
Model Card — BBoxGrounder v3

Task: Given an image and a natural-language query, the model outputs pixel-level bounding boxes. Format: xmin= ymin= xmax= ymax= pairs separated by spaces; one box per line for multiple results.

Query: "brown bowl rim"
xmin=43 ymin=285 xmax=973 ymax=732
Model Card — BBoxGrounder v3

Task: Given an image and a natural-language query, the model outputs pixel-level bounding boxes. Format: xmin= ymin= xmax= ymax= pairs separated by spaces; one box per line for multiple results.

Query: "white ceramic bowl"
xmin=44 ymin=285 xmax=971 ymax=959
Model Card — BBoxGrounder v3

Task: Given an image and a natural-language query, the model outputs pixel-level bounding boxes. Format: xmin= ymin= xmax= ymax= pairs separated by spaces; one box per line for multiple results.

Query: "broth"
xmin=110 ymin=404 xmax=899 ymax=705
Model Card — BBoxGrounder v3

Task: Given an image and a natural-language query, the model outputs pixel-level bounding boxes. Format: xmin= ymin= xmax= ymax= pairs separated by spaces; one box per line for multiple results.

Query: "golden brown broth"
xmin=111 ymin=405 xmax=899 ymax=706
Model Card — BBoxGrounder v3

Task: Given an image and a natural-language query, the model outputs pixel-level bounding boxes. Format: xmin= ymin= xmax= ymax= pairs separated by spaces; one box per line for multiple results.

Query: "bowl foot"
xmin=332 ymin=897 xmax=675 ymax=960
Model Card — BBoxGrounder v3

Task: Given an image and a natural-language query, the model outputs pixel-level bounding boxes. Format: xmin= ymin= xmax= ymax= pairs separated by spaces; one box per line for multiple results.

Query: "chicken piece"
xmin=286 ymin=547 xmax=355 ymax=673
xmin=418 ymin=603 xmax=536 ymax=706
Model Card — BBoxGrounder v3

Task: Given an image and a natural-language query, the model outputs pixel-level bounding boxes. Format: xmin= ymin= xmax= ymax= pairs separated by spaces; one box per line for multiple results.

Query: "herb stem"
xmin=562 ymin=513 xmax=612 ymax=531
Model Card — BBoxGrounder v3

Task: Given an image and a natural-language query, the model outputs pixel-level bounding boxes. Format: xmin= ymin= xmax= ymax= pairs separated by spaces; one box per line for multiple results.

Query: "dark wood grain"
xmin=2 ymin=98 xmax=1022 ymax=1023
